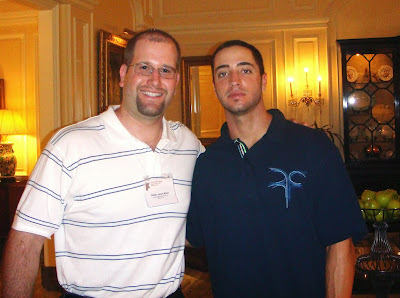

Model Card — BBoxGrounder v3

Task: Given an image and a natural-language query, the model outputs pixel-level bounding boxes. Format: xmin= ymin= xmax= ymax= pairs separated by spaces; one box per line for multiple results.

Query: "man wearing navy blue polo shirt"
xmin=186 ymin=40 xmax=367 ymax=298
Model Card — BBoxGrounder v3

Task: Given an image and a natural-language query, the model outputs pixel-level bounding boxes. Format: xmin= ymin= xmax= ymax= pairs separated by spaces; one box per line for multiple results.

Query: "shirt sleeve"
xmin=186 ymin=158 xmax=206 ymax=247
xmin=12 ymin=142 xmax=70 ymax=239
xmin=311 ymin=133 xmax=367 ymax=246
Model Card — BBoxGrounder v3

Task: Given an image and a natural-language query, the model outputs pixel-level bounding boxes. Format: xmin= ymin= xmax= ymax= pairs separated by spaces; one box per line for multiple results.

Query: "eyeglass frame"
xmin=127 ymin=62 xmax=178 ymax=79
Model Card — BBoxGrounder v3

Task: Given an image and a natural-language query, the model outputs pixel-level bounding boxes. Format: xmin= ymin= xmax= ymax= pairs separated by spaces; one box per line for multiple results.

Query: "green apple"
xmin=387 ymin=199 xmax=400 ymax=220
xmin=364 ymin=199 xmax=381 ymax=219
xmin=375 ymin=211 xmax=384 ymax=222
xmin=376 ymin=190 xmax=392 ymax=208
xmin=361 ymin=189 xmax=376 ymax=202
xmin=385 ymin=189 xmax=399 ymax=201
xmin=364 ymin=200 xmax=383 ymax=221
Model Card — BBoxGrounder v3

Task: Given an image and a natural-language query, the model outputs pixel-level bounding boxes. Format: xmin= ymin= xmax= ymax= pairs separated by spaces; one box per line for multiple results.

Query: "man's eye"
xmin=161 ymin=67 xmax=173 ymax=74
xmin=217 ymin=72 xmax=228 ymax=78
xmin=140 ymin=64 xmax=150 ymax=70
xmin=242 ymin=69 xmax=252 ymax=74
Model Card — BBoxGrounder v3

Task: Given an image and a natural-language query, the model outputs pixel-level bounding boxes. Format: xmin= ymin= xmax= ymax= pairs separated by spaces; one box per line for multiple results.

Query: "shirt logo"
xmin=268 ymin=168 xmax=306 ymax=208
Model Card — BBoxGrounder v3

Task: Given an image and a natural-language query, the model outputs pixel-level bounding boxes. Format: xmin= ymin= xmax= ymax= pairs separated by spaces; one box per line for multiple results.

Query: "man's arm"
xmin=325 ymin=237 xmax=355 ymax=298
xmin=1 ymin=228 xmax=46 ymax=298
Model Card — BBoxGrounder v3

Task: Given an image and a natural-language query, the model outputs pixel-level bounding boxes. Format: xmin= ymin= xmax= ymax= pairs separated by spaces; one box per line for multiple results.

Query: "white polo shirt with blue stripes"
xmin=13 ymin=106 xmax=204 ymax=297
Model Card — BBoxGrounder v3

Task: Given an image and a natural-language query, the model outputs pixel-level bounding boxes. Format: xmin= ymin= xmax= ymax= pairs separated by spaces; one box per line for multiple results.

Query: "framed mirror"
xmin=98 ymin=30 xmax=128 ymax=113
xmin=181 ymin=56 xmax=225 ymax=147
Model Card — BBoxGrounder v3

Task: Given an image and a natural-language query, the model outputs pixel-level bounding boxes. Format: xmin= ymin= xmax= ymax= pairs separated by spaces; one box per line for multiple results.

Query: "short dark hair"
xmin=211 ymin=40 xmax=264 ymax=79
xmin=124 ymin=28 xmax=181 ymax=70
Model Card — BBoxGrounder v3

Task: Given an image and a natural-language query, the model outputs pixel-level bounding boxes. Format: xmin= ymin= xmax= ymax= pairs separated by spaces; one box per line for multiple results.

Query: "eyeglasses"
xmin=128 ymin=63 xmax=177 ymax=79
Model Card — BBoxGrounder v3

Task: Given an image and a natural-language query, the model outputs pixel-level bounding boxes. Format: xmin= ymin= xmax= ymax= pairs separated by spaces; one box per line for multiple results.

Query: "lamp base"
xmin=0 ymin=142 xmax=17 ymax=178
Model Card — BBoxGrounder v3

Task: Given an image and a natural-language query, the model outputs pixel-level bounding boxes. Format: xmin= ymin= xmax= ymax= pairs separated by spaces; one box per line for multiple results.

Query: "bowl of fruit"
xmin=356 ymin=188 xmax=400 ymax=276
xmin=359 ymin=189 xmax=400 ymax=223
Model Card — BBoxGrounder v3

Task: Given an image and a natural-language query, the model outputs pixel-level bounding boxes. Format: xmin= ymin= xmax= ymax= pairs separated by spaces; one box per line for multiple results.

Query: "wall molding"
xmin=158 ymin=0 xmax=274 ymax=18
xmin=0 ymin=11 xmax=37 ymax=25
xmin=290 ymin=0 xmax=316 ymax=10
xmin=166 ymin=18 xmax=330 ymax=35
xmin=16 ymin=0 xmax=98 ymax=11
xmin=65 ymin=0 xmax=99 ymax=12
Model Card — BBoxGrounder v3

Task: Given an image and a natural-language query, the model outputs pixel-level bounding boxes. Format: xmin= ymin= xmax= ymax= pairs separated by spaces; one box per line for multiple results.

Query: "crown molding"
xmin=15 ymin=0 xmax=98 ymax=11
xmin=12 ymin=0 xmax=58 ymax=10
xmin=0 ymin=10 xmax=37 ymax=25
xmin=60 ymin=0 xmax=98 ymax=11
xmin=158 ymin=0 xmax=274 ymax=18
xmin=166 ymin=18 xmax=330 ymax=36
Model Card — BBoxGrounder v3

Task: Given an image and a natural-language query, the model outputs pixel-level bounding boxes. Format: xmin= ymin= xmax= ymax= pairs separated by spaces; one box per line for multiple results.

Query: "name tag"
xmin=144 ymin=176 xmax=178 ymax=208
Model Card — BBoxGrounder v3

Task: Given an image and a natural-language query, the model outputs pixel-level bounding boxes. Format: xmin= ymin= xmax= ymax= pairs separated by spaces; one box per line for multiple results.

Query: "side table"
xmin=0 ymin=176 xmax=28 ymax=239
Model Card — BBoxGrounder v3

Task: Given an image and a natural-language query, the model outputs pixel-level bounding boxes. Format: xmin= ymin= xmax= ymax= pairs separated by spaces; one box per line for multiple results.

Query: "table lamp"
xmin=0 ymin=109 xmax=27 ymax=180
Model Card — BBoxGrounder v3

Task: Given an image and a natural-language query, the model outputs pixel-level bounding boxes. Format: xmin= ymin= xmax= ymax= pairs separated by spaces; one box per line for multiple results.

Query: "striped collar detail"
xmin=234 ymin=138 xmax=248 ymax=158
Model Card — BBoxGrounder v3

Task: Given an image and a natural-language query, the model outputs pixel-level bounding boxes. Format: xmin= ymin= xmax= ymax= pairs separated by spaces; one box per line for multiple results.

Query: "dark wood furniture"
xmin=0 ymin=176 xmax=28 ymax=240
xmin=337 ymin=36 xmax=400 ymax=195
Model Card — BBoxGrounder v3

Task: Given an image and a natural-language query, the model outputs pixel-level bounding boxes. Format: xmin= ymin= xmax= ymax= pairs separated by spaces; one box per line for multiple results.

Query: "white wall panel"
xmin=59 ymin=4 xmax=95 ymax=127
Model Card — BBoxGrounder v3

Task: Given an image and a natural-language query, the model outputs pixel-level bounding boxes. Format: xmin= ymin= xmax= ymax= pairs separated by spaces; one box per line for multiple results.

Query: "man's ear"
xmin=261 ymin=73 xmax=267 ymax=92
xmin=173 ymin=72 xmax=180 ymax=95
xmin=119 ymin=64 xmax=128 ymax=87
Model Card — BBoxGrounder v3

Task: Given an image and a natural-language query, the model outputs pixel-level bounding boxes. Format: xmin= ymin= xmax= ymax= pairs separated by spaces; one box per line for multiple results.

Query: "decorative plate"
xmin=372 ymin=104 xmax=395 ymax=123
xmin=378 ymin=65 xmax=393 ymax=81
xmin=347 ymin=66 xmax=358 ymax=82
xmin=385 ymin=149 xmax=394 ymax=159
xmin=350 ymin=91 xmax=370 ymax=111
xmin=381 ymin=125 xmax=393 ymax=139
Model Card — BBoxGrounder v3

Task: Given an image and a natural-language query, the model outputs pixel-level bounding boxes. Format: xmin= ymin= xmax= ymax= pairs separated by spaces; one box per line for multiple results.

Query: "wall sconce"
xmin=288 ymin=67 xmax=324 ymax=109
xmin=0 ymin=109 xmax=27 ymax=180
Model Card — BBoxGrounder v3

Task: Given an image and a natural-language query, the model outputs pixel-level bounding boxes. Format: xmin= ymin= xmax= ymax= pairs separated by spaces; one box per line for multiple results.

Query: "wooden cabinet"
xmin=0 ymin=177 xmax=28 ymax=239
xmin=338 ymin=36 xmax=400 ymax=194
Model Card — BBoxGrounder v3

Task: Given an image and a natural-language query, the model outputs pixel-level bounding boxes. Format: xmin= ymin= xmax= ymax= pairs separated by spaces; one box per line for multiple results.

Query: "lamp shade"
xmin=0 ymin=109 xmax=27 ymax=136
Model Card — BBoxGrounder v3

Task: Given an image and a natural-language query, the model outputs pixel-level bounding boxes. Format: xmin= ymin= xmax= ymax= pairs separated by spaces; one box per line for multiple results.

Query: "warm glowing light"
xmin=348 ymin=96 xmax=356 ymax=105
xmin=0 ymin=110 xmax=27 ymax=137
xmin=304 ymin=68 xmax=309 ymax=86
xmin=288 ymin=77 xmax=294 ymax=96
xmin=318 ymin=76 xmax=322 ymax=95
xmin=287 ymin=68 xmax=324 ymax=108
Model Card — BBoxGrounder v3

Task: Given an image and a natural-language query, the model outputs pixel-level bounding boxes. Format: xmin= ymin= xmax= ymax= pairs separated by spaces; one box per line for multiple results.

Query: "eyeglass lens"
xmin=133 ymin=63 xmax=176 ymax=79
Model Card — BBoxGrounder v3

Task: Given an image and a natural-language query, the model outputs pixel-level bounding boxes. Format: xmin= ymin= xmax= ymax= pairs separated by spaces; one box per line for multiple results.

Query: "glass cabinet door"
xmin=339 ymin=37 xmax=399 ymax=165
xmin=346 ymin=53 xmax=395 ymax=161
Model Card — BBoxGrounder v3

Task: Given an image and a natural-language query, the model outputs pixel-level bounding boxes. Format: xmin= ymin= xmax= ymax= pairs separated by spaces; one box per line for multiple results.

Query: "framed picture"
xmin=0 ymin=79 xmax=4 ymax=109
xmin=98 ymin=30 xmax=128 ymax=113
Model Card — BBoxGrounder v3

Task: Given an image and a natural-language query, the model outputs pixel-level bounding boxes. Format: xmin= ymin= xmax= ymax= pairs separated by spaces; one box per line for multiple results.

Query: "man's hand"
xmin=1 ymin=229 xmax=46 ymax=298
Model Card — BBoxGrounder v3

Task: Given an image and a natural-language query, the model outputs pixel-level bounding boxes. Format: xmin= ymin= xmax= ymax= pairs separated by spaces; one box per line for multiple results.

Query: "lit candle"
xmin=318 ymin=76 xmax=322 ymax=95
xmin=288 ymin=77 xmax=294 ymax=96
xmin=304 ymin=67 xmax=309 ymax=86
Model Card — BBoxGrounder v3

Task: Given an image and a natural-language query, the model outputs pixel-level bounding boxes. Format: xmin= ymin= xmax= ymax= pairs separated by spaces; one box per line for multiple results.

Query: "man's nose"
xmin=229 ymin=70 xmax=241 ymax=86
xmin=148 ymin=69 xmax=162 ymax=86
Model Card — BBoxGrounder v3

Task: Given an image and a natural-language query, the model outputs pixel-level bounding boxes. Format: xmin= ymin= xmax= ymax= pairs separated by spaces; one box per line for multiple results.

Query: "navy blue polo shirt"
xmin=186 ymin=109 xmax=367 ymax=298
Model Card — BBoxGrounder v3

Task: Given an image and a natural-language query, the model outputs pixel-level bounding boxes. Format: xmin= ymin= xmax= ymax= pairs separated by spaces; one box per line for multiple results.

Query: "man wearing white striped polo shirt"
xmin=2 ymin=28 xmax=204 ymax=298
